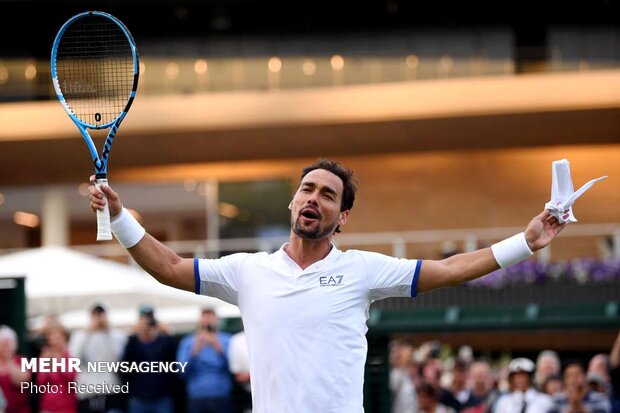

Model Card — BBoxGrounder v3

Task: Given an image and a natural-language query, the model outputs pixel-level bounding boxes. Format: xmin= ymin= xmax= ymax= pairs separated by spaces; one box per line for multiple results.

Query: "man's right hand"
xmin=191 ymin=332 xmax=209 ymax=356
xmin=88 ymin=175 xmax=123 ymax=218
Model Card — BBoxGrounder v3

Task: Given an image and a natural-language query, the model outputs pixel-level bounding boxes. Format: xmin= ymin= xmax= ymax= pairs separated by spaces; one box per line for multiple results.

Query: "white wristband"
xmin=110 ymin=208 xmax=146 ymax=249
xmin=491 ymin=232 xmax=533 ymax=268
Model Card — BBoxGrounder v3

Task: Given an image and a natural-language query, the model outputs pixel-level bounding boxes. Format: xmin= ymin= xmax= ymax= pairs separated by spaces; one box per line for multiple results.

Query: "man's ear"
xmin=338 ymin=210 xmax=350 ymax=226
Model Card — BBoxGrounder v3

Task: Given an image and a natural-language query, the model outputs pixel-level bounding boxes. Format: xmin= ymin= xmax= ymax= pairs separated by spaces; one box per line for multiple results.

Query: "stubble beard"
xmin=291 ymin=215 xmax=337 ymax=240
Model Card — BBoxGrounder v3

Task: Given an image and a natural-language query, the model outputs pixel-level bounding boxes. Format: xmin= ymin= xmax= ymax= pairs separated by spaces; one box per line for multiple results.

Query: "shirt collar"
xmin=277 ymin=242 xmax=341 ymax=267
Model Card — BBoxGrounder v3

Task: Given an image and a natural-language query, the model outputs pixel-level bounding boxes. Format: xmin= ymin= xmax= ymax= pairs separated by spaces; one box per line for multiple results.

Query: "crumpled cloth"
xmin=544 ymin=159 xmax=607 ymax=224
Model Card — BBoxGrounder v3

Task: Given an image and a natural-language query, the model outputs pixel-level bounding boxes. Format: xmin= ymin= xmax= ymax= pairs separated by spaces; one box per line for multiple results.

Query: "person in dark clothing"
xmin=608 ymin=331 xmax=620 ymax=413
xmin=122 ymin=306 xmax=177 ymax=413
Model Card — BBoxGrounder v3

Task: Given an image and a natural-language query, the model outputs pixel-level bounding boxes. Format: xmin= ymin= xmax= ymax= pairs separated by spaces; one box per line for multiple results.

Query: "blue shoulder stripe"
xmin=193 ymin=258 xmax=200 ymax=295
xmin=411 ymin=259 xmax=422 ymax=297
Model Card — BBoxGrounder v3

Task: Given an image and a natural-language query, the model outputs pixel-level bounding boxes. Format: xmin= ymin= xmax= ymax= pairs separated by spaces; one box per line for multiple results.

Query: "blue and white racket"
xmin=51 ymin=11 xmax=139 ymax=241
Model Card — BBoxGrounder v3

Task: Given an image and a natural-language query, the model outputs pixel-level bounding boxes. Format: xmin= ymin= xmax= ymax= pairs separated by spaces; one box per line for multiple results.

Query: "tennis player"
xmin=89 ymin=159 xmax=566 ymax=413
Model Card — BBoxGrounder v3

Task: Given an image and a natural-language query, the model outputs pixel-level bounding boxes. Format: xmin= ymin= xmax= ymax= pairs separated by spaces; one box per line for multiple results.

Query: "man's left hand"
xmin=524 ymin=210 xmax=567 ymax=252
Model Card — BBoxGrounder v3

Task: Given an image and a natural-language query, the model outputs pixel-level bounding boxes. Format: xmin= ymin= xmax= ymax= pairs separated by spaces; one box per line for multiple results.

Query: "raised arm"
xmin=417 ymin=210 xmax=565 ymax=293
xmin=89 ymin=177 xmax=195 ymax=292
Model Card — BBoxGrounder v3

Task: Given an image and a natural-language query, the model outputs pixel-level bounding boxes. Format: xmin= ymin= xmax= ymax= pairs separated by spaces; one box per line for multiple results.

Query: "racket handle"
xmin=95 ymin=178 xmax=113 ymax=241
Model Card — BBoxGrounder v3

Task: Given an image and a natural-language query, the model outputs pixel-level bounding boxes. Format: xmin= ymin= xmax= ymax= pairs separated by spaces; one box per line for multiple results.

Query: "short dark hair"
xmin=454 ymin=359 xmax=470 ymax=372
xmin=139 ymin=305 xmax=154 ymax=317
xmin=301 ymin=159 xmax=357 ymax=212
xmin=416 ymin=381 xmax=438 ymax=400
xmin=91 ymin=304 xmax=106 ymax=315
xmin=300 ymin=159 xmax=357 ymax=234
xmin=201 ymin=308 xmax=217 ymax=316
xmin=562 ymin=359 xmax=585 ymax=373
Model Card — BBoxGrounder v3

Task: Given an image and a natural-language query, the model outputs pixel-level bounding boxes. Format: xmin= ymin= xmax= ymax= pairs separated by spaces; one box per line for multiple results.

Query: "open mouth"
xmin=300 ymin=208 xmax=320 ymax=220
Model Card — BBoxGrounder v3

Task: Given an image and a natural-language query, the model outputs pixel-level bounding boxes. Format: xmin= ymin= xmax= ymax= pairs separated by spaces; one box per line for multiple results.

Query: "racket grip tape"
xmin=95 ymin=178 xmax=113 ymax=241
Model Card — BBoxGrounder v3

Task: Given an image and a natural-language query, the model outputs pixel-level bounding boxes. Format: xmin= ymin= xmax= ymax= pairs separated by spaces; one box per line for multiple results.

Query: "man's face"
xmin=544 ymin=378 xmax=563 ymax=396
xmin=91 ymin=311 xmax=108 ymax=330
xmin=470 ymin=363 xmax=492 ymax=393
xmin=137 ymin=314 xmax=156 ymax=335
xmin=453 ymin=367 xmax=468 ymax=387
xmin=564 ymin=365 xmax=585 ymax=390
xmin=511 ymin=372 xmax=531 ymax=392
xmin=390 ymin=342 xmax=414 ymax=368
xmin=46 ymin=330 xmax=66 ymax=349
xmin=588 ymin=354 xmax=609 ymax=380
xmin=290 ymin=169 xmax=349 ymax=240
xmin=200 ymin=312 xmax=218 ymax=332
xmin=537 ymin=356 xmax=559 ymax=378
xmin=422 ymin=359 xmax=443 ymax=385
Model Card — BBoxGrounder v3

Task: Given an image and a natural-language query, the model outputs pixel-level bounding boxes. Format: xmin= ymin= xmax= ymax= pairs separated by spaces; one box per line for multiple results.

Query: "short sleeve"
xmin=359 ymin=251 xmax=422 ymax=301
xmin=195 ymin=253 xmax=249 ymax=305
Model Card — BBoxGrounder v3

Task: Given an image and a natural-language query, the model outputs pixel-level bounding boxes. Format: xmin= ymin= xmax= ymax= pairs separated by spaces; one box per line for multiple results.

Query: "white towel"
xmin=544 ymin=159 xmax=607 ymax=224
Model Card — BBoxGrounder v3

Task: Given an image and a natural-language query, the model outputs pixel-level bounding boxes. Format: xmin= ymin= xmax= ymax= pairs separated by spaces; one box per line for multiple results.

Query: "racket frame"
xmin=51 ymin=11 xmax=139 ymax=241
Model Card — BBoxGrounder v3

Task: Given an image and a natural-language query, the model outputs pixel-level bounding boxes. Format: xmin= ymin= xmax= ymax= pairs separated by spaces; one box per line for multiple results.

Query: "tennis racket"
xmin=51 ymin=11 xmax=139 ymax=241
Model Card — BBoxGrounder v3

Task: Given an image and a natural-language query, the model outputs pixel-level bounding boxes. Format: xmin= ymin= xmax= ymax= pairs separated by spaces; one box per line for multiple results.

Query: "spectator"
xmin=416 ymin=381 xmax=457 ymax=413
xmin=228 ymin=329 xmax=252 ymax=413
xmin=541 ymin=375 xmax=563 ymax=397
xmin=535 ymin=350 xmax=561 ymax=391
xmin=461 ymin=360 xmax=500 ymax=413
xmin=389 ymin=338 xmax=417 ymax=413
xmin=458 ymin=347 xmax=475 ymax=365
xmin=122 ymin=305 xmax=177 ymax=413
xmin=610 ymin=330 xmax=620 ymax=413
xmin=589 ymin=372 xmax=609 ymax=396
xmin=493 ymin=357 xmax=554 ymax=413
xmin=177 ymin=308 xmax=232 ymax=413
xmin=589 ymin=354 xmax=611 ymax=394
xmin=30 ymin=315 xmax=62 ymax=357
xmin=421 ymin=358 xmax=462 ymax=412
xmin=550 ymin=360 xmax=610 ymax=413
xmin=451 ymin=360 xmax=472 ymax=406
xmin=69 ymin=304 xmax=127 ymax=413
xmin=36 ymin=324 xmax=78 ymax=413
xmin=0 ymin=325 xmax=31 ymax=413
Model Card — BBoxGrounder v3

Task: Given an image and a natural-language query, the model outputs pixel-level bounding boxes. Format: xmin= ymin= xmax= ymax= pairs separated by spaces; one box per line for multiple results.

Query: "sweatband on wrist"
xmin=491 ymin=232 xmax=533 ymax=268
xmin=110 ymin=208 xmax=146 ymax=249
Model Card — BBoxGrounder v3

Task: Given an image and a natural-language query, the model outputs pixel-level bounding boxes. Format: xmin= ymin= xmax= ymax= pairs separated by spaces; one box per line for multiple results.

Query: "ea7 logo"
xmin=319 ymin=275 xmax=344 ymax=287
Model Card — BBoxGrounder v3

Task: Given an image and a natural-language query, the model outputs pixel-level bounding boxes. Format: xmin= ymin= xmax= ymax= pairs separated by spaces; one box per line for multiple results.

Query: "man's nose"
xmin=305 ymin=191 xmax=319 ymax=204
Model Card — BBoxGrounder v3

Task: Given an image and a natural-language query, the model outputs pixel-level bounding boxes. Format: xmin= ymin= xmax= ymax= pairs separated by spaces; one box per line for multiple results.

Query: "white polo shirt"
xmin=194 ymin=244 xmax=422 ymax=413
xmin=493 ymin=388 xmax=554 ymax=413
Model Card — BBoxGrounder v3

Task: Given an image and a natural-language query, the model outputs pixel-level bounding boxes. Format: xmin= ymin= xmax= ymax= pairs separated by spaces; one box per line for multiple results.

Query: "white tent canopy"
xmin=0 ymin=246 xmax=239 ymax=332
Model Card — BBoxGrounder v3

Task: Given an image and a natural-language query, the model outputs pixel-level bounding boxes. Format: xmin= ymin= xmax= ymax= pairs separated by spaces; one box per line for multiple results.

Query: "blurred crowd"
xmin=2 ymin=302 xmax=619 ymax=413
xmin=0 ymin=305 xmax=251 ymax=413
xmin=389 ymin=332 xmax=620 ymax=413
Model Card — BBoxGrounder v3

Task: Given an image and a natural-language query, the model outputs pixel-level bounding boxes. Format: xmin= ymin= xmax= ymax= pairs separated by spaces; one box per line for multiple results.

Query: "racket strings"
xmin=56 ymin=15 xmax=134 ymax=127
